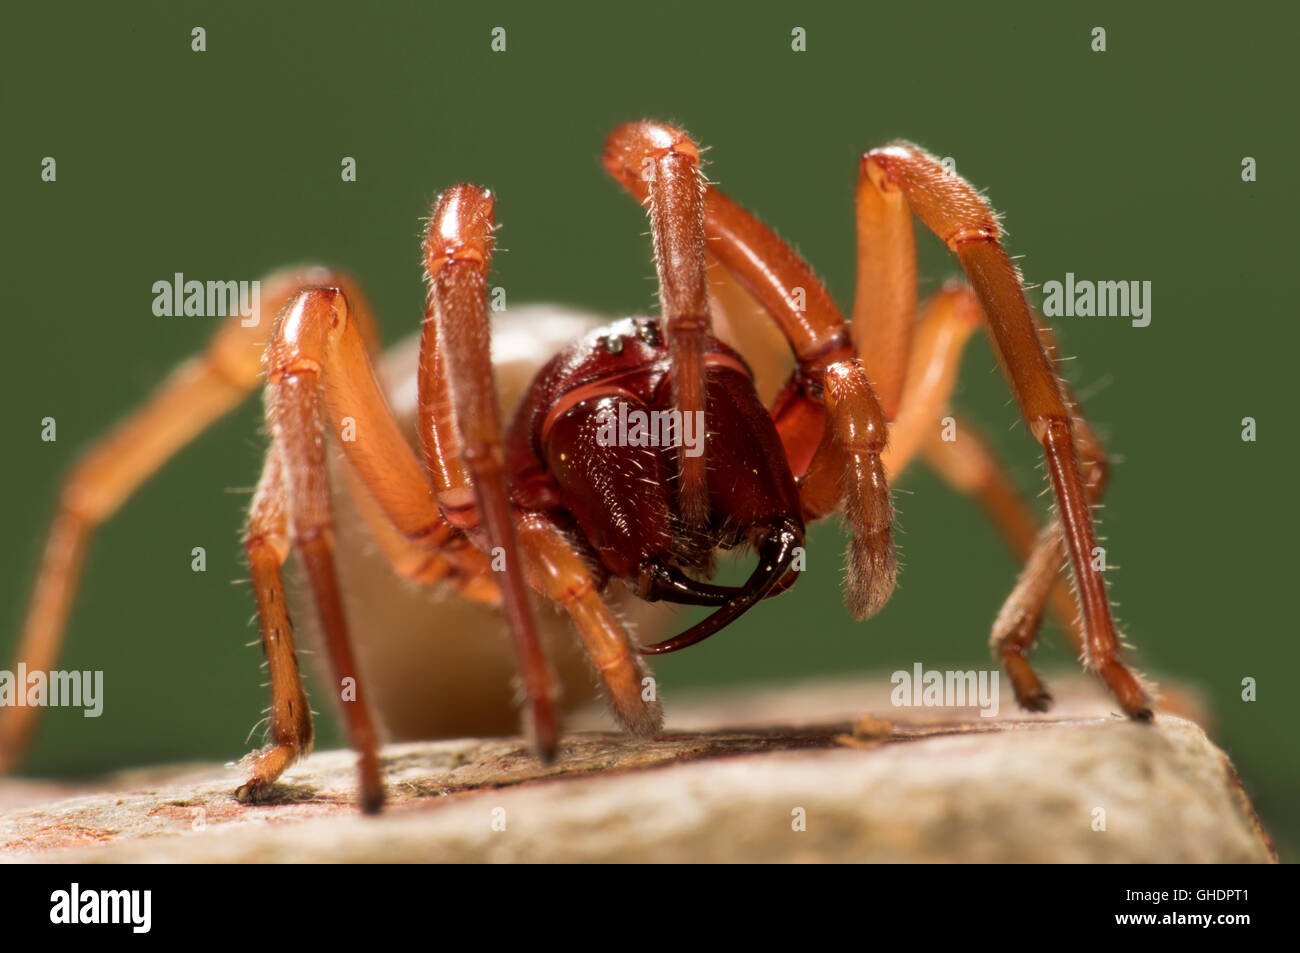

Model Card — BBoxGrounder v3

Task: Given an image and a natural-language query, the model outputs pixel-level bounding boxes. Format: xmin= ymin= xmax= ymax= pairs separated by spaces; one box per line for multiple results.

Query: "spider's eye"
xmin=636 ymin=320 xmax=662 ymax=346
xmin=601 ymin=334 xmax=625 ymax=355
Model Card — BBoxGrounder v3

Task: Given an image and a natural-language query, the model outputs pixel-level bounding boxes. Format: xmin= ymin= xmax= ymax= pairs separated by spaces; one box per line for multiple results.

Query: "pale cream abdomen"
xmin=306 ymin=306 xmax=679 ymax=742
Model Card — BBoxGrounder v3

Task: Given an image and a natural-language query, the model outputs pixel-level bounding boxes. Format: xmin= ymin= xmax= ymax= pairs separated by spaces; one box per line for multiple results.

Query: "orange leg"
xmin=712 ymin=207 xmax=897 ymax=617
xmin=340 ymin=459 xmax=501 ymax=604
xmin=852 ymin=151 xmax=919 ymax=419
xmin=878 ymin=281 xmax=1093 ymax=710
xmin=1019 ymin=316 xmax=1112 ymax=612
xmin=603 ymin=123 xmax=713 ymax=526
xmin=921 ymin=419 xmax=1040 ymax=563
xmin=421 ymin=186 xmax=559 ymax=760
xmin=706 ymin=254 xmax=792 ymax=407
xmin=715 ymin=222 xmax=896 ymax=614
xmin=259 ymin=287 xmax=403 ymax=811
xmin=862 ymin=143 xmax=1149 ymax=718
xmin=518 ymin=513 xmax=662 ymax=736
xmin=236 ymin=449 xmax=315 ymax=800
xmin=991 ymin=528 xmax=1074 ymax=709
xmin=842 ymin=282 xmax=977 ymax=621
xmin=236 ymin=276 xmax=477 ymax=808
xmin=923 ymin=418 xmax=1088 ymax=709
xmin=606 ymin=122 xmax=898 ymax=621
xmin=0 ymin=267 xmax=375 ymax=773
xmin=870 ymin=278 xmax=1097 ymax=707
xmin=959 ymin=321 xmax=1112 ymax=709
xmin=878 ymin=282 xmax=983 ymax=478
xmin=697 ymin=169 xmax=898 ymax=617
xmin=821 ymin=362 xmax=897 ymax=619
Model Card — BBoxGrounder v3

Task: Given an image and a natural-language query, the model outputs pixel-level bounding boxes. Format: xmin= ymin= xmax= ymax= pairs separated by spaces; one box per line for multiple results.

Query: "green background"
xmin=2 ymin=1 xmax=1296 ymax=858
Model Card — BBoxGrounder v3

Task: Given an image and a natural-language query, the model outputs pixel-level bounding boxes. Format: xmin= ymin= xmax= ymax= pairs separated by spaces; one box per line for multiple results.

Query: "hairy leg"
xmin=852 ymin=150 xmax=919 ymax=419
xmin=603 ymin=123 xmax=714 ymax=526
xmin=605 ymin=121 xmax=897 ymax=620
xmin=517 ymin=512 xmax=663 ymax=736
xmin=862 ymin=143 xmax=1148 ymax=718
xmin=236 ymin=449 xmax=315 ymax=800
xmin=421 ymin=186 xmax=560 ymax=759
xmin=0 ymin=267 xmax=375 ymax=772
xmin=878 ymin=282 xmax=982 ymax=477
xmin=259 ymin=287 xmax=399 ymax=810
xmin=923 ymin=418 xmax=1088 ymax=709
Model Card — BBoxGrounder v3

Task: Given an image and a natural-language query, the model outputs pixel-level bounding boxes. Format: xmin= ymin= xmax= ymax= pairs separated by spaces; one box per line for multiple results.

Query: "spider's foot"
xmin=523 ymin=704 xmax=561 ymax=766
xmin=1098 ymin=659 xmax=1155 ymax=723
xmin=1000 ymin=654 xmax=1053 ymax=714
xmin=1018 ymin=690 xmax=1054 ymax=714
xmin=357 ymin=778 xmax=386 ymax=814
xmin=609 ymin=688 xmax=664 ymax=740
xmin=234 ymin=778 xmax=275 ymax=805
xmin=234 ymin=742 xmax=305 ymax=804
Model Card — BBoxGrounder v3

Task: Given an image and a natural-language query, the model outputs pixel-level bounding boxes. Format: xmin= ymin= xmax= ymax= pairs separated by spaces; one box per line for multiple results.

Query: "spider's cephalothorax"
xmin=3 ymin=119 xmax=1153 ymax=814
xmin=506 ymin=317 xmax=804 ymax=653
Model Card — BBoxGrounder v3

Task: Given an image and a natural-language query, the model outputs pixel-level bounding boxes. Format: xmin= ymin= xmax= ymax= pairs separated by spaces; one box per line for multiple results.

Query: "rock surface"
xmin=0 ymin=675 xmax=1276 ymax=863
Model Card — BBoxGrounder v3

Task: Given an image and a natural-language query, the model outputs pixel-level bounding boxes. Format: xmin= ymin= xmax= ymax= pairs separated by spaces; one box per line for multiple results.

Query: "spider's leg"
xmin=603 ymin=123 xmax=713 ymax=527
xmin=253 ymin=286 xmax=420 ymax=812
xmin=421 ymin=186 xmax=560 ymax=761
xmin=882 ymin=282 xmax=1085 ymax=706
xmin=921 ymin=417 xmax=1042 ymax=565
xmin=518 ymin=512 xmax=663 ymax=736
xmin=852 ymin=147 xmax=920 ymax=419
xmin=878 ymin=283 xmax=982 ymax=476
xmin=237 ymin=447 xmax=315 ymax=800
xmin=705 ymin=254 xmax=792 ymax=406
xmin=0 ymin=267 xmax=375 ymax=774
xmin=923 ymin=346 xmax=1109 ymax=712
xmin=817 ymin=362 xmax=897 ymax=619
xmin=780 ymin=280 xmax=981 ymax=616
xmin=862 ymin=143 xmax=1149 ymax=719
xmin=923 ymin=418 xmax=1067 ymax=709
xmin=339 ymin=459 xmax=501 ymax=605
xmin=789 ymin=280 xmax=982 ymax=525
xmin=612 ymin=126 xmax=897 ymax=621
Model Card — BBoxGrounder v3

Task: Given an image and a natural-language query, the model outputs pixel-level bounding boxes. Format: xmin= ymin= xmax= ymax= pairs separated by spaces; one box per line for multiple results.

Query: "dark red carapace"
xmin=506 ymin=317 xmax=804 ymax=653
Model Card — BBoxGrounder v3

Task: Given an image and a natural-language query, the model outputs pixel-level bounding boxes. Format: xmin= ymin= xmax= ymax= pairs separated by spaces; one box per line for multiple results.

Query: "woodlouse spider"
xmin=1 ymin=120 xmax=1151 ymax=813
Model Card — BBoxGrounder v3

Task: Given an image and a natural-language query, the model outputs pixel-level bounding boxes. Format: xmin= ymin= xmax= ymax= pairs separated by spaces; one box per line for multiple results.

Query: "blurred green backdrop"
xmin=2 ymin=1 xmax=1296 ymax=858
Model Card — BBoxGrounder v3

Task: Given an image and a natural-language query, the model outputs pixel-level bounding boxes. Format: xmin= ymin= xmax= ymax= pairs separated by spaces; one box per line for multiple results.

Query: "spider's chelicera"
xmin=2 ymin=121 xmax=1152 ymax=813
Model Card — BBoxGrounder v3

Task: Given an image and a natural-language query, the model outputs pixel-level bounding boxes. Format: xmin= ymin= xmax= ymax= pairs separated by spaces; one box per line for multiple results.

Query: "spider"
xmin=1 ymin=120 xmax=1152 ymax=813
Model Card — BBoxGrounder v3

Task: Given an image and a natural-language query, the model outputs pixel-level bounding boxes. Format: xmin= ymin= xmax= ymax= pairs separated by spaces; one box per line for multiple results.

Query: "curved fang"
xmin=637 ymin=561 xmax=746 ymax=606
xmin=638 ymin=519 xmax=802 ymax=655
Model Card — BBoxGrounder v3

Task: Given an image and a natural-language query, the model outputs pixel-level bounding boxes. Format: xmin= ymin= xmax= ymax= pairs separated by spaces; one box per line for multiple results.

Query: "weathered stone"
xmin=0 ymin=676 xmax=1274 ymax=863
